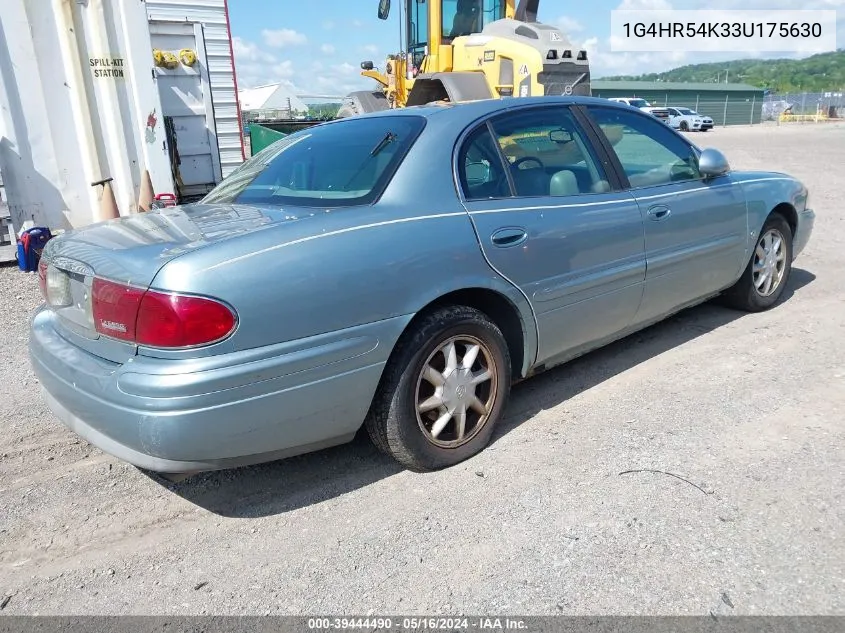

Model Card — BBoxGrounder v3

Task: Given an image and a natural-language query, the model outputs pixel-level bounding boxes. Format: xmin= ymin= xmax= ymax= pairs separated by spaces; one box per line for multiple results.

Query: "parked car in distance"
xmin=606 ymin=97 xmax=671 ymax=124
xmin=667 ymin=106 xmax=714 ymax=132
xmin=30 ymin=96 xmax=815 ymax=479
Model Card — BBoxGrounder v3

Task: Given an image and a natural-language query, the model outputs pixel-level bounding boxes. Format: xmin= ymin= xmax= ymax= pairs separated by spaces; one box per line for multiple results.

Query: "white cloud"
xmin=232 ymin=36 xmax=276 ymax=64
xmin=616 ymin=0 xmax=672 ymax=8
xmin=555 ymin=16 xmax=584 ymax=33
xmin=321 ymin=44 xmax=336 ymax=54
xmin=261 ymin=28 xmax=307 ymax=48
xmin=271 ymin=61 xmax=295 ymax=78
xmin=362 ymin=44 xmax=379 ymax=54
xmin=323 ymin=20 xmax=336 ymax=30
xmin=352 ymin=19 xmax=364 ymax=27
xmin=231 ymin=37 xmax=298 ymax=89
xmin=311 ymin=62 xmax=374 ymax=97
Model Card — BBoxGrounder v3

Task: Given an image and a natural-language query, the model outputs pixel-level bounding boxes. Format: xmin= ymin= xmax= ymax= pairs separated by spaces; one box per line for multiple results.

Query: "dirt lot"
xmin=1 ymin=123 xmax=843 ymax=616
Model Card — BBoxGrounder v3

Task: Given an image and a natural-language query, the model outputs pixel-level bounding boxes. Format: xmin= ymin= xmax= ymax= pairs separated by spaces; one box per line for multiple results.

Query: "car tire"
xmin=365 ymin=305 xmax=512 ymax=472
xmin=720 ymin=213 xmax=794 ymax=312
xmin=680 ymin=121 xmax=689 ymax=131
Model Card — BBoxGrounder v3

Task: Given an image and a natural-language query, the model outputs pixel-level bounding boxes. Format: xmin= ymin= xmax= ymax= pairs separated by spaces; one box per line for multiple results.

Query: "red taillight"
xmin=135 ymin=291 xmax=236 ymax=348
xmin=91 ymin=278 xmax=236 ymax=348
xmin=38 ymin=259 xmax=48 ymax=300
xmin=92 ymin=278 xmax=145 ymax=342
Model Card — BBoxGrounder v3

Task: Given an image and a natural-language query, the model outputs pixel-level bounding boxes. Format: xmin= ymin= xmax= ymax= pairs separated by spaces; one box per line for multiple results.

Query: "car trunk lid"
xmin=40 ymin=203 xmax=299 ymax=363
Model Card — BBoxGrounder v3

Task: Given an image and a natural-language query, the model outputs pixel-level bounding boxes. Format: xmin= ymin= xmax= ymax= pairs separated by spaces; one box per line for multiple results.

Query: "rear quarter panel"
xmin=146 ymin=112 xmax=538 ymax=372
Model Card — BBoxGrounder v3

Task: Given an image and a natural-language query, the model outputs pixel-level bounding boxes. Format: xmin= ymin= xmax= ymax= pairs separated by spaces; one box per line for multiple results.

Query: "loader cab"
xmin=403 ymin=0 xmax=509 ymax=73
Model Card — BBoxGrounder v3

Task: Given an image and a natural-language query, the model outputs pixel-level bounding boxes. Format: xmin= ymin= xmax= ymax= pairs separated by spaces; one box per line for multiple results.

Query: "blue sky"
xmin=228 ymin=0 xmax=843 ymax=99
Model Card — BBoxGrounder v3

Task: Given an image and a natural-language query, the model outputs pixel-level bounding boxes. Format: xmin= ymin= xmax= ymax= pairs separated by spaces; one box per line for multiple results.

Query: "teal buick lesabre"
xmin=29 ymin=96 xmax=814 ymax=477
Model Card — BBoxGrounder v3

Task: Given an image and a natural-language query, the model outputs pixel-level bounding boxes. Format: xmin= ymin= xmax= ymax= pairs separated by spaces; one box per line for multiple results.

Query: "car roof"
xmin=333 ymin=95 xmax=630 ymax=127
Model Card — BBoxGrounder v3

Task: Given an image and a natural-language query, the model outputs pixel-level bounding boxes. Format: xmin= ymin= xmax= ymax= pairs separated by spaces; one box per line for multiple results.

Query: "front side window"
xmin=586 ymin=106 xmax=701 ymax=188
xmin=202 ymin=115 xmax=425 ymax=207
xmin=487 ymin=107 xmax=609 ymax=198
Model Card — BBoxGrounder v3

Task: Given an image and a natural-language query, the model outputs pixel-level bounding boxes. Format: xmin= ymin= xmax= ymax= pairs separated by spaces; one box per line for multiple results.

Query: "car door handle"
xmin=647 ymin=204 xmax=672 ymax=221
xmin=491 ymin=227 xmax=528 ymax=247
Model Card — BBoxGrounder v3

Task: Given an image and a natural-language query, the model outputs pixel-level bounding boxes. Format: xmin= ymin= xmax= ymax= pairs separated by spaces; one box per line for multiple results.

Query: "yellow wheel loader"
xmin=336 ymin=0 xmax=591 ymax=117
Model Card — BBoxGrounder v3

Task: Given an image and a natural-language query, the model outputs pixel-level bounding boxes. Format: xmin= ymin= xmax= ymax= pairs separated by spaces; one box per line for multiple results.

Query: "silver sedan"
xmin=30 ymin=96 xmax=815 ymax=477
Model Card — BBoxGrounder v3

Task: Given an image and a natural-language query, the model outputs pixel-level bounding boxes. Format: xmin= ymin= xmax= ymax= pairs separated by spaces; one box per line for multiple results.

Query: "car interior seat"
xmin=549 ymin=170 xmax=580 ymax=197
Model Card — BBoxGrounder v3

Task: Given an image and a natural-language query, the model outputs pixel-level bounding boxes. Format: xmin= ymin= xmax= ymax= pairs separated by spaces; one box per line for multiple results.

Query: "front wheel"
xmin=679 ymin=121 xmax=689 ymax=131
xmin=720 ymin=213 xmax=793 ymax=312
xmin=365 ymin=305 xmax=512 ymax=472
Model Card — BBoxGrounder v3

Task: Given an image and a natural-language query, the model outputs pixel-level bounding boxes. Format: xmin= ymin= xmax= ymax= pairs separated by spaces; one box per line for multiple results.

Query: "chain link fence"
xmin=762 ymin=91 xmax=845 ymax=121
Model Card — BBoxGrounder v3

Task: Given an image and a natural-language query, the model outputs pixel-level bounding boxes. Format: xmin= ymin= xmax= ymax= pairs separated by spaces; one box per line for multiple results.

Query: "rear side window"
xmin=202 ymin=115 xmax=426 ymax=207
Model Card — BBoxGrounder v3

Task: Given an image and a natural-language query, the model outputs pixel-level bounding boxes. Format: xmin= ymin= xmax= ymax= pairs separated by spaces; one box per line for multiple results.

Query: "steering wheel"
xmin=512 ymin=156 xmax=544 ymax=170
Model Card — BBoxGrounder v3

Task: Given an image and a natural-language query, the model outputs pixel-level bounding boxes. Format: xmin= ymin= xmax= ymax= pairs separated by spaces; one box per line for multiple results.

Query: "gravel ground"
xmin=1 ymin=123 xmax=843 ymax=616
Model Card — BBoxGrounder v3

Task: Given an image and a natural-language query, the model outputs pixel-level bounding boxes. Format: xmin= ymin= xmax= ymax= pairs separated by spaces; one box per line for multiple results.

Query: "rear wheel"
xmin=365 ymin=305 xmax=511 ymax=472
xmin=720 ymin=213 xmax=793 ymax=312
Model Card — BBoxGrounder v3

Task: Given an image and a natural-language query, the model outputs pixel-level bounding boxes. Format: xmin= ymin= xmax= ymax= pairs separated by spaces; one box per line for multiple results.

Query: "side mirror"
xmin=698 ymin=148 xmax=730 ymax=178
xmin=378 ymin=0 xmax=390 ymax=20
xmin=465 ymin=161 xmax=492 ymax=184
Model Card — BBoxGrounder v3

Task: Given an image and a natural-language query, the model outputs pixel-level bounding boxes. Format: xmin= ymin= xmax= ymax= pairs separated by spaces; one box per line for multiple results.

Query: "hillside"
xmin=599 ymin=50 xmax=845 ymax=92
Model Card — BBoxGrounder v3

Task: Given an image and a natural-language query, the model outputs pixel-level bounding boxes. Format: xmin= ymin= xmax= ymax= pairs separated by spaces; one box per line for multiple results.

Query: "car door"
xmin=457 ymin=104 xmax=646 ymax=367
xmin=666 ymin=107 xmax=681 ymax=129
xmin=581 ymin=104 xmax=748 ymax=327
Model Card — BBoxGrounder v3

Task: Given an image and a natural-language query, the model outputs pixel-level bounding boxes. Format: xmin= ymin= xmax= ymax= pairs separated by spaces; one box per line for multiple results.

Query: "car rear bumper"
xmin=793 ymin=208 xmax=815 ymax=260
xmin=30 ymin=308 xmax=407 ymax=473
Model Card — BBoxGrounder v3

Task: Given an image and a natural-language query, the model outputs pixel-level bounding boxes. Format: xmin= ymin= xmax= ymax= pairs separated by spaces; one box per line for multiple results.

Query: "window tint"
xmin=587 ymin=106 xmax=701 ymax=188
xmin=488 ymin=107 xmax=609 ymax=197
xmin=458 ymin=126 xmax=512 ymax=201
xmin=201 ymin=116 xmax=425 ymax=207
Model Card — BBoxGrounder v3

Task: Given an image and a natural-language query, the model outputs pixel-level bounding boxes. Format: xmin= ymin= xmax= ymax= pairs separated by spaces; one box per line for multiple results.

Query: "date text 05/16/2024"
xmin=307 ymin=617 xmax=528 ymax=630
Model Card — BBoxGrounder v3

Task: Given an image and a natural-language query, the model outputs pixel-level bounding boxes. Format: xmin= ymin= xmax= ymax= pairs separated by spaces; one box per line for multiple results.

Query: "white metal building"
xmin=145 ymin=0 xmax=245 ymax=181
xmin=0 ymin=0 xmax=244 ymax=232
xmin=239 ymin=83 xmax=309 ymax=116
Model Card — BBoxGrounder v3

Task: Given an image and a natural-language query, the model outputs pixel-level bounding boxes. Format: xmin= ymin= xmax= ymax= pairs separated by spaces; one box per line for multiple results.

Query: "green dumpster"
xmin=247 ymin=120 xmax=331 ymax=155
xmin=248 ymin=124 xmax=288 ymax=155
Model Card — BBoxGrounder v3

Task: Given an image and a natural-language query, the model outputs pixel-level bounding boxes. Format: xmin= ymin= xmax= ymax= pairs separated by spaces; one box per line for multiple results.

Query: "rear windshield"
xmin=202 ymin=115 xmax=426 ymax=207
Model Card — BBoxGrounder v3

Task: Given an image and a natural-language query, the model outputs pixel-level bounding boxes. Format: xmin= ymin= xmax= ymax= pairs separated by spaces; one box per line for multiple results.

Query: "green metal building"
xmin=591 ymin=80 xmax=765 ymax=126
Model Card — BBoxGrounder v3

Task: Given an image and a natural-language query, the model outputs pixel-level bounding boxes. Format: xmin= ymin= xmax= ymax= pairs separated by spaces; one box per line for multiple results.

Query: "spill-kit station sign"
xmin=89 ymin=57 xmax=125 ymax=78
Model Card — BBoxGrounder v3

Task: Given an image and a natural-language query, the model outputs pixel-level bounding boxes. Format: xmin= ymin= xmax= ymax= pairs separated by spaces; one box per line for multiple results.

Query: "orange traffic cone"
xmin=138 ymin=169 xmax=155 ymax=212
xmin=99 ymin=180 xmax=120 ymax=221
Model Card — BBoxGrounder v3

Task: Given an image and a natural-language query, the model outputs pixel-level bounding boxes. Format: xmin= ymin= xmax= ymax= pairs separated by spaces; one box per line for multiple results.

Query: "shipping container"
xmin=0 ymin=0 xmax=244 ymax=243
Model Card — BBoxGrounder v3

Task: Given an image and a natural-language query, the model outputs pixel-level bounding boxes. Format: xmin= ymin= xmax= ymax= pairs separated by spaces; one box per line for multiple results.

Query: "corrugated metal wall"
xmin=592 ymin=88 xmax=764 ymax=126
xmin=145 ymin=0 xmax=244 ymax=178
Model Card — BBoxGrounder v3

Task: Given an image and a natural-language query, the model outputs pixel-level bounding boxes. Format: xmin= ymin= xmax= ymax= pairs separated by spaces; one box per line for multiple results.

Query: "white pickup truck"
xmin=606 ymin=97 xmax=671 ymax=124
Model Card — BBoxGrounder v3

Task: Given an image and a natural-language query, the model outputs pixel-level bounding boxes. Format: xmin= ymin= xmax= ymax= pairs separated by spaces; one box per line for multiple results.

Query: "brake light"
xmin=136 ymin=291 xmax=236 ymax=348
xmin=92 ymin=278 xmax=145 ymax=342
xmin=91 ymin=278 xmax=236 ymax=348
